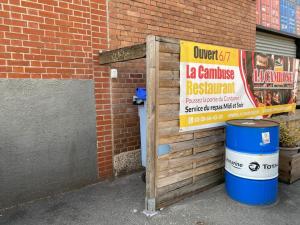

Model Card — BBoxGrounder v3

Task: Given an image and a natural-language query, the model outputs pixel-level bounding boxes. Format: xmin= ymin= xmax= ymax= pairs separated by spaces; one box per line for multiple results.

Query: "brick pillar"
xmin=90 ymin=0 xmax=113 ymax=178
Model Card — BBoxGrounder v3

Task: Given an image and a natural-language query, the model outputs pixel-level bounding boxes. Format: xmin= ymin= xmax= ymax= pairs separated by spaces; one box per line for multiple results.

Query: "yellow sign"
xmin=180 ymin=40 xmax=239 ymax=66
xmin=180 ymin=40 xmax=299 ymax=132
xmin=180 ymin=104 xmax=296 ymax=128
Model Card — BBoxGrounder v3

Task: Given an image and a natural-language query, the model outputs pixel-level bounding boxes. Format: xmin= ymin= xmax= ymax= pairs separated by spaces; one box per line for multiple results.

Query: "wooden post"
xmin=145 ymin=35 xmax=159 ymax=212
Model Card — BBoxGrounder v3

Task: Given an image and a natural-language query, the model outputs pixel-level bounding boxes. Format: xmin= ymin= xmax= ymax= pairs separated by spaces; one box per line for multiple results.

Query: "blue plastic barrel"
xmin=135 ymin=88 xmax=147 ymax=167
xmin=225 ymin=119 xmax=279 ymax=205
xmin=136 ymin=88 xmax=146 ymax=101
xmin=136 ymin=87 xmax=170 ymax=167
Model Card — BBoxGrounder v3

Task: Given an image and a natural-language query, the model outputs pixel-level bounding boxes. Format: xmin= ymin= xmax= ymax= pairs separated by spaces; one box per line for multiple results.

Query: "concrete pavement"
xmin=1 ymin=172 xmax=299 ymax=225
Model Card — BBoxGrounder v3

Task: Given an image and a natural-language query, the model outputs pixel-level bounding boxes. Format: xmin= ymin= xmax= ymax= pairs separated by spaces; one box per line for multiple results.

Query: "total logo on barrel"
xmin=225 ymin=119 xmax=279 ymax=205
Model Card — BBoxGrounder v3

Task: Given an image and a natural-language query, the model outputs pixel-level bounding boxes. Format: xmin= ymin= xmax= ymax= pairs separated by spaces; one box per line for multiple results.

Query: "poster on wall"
xmin=179 ymin=40 xmax=299 ymax=132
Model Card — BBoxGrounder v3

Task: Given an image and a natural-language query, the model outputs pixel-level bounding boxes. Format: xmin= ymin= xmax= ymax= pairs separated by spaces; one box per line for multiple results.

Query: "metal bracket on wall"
xmin=145 ymin=198 xmax=155 ymax=212
xmin=143 ymin=198 xmax=158 ymax=217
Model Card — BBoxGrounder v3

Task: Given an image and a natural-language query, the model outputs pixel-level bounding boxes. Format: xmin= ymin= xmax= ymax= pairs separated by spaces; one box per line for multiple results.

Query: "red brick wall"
xmin=109 ymin=0 xmax=256 ymax=50
xmin=108 ymin=0 xmax=257 ymax=158
xmin=0 ymin=0 xmax=94 ymax=79
xmin=111 ymin=60 xmax=145 ymax=156
xmin=1 ymin=0 xmax=257 ymax=178
xmin=0 ymin=0 xmax=112 ymax=178
xmin=90 ymin=0 xmax=113 ymax=178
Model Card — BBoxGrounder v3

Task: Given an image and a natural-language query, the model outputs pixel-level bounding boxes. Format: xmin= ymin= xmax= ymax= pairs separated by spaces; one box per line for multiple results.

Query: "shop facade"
xmin=256 ymin=0 xmax=300 ymax=105
xmin=5 ymin=0 xmax=300 ymax=209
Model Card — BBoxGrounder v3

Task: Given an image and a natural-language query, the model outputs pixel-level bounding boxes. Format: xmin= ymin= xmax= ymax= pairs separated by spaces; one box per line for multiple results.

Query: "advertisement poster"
xmin=179 ymin=40 xmax=299 ymax=132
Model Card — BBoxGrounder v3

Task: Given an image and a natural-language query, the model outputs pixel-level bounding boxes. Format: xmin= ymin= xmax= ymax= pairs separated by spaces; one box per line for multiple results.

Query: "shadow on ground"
xmin=0 ymin=172 xmax=299 ymax=225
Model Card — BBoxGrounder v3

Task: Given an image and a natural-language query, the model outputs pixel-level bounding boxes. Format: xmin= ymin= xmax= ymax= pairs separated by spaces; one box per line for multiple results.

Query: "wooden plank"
xmin=157 ymin=153 xmax=169 ymax=160
xmin=159 ymin=120 xmax=179 ymax=129
xmin=157 ymin=173 xmax=224 ymax=207
xmin=159 ymin=110 xmax=179 ymax=122
xmin=157 ymin=160 xmax=224 ymax=188
xmin=194 ymin=168 xmax=223 ymax=182
xmin=194 ymin=142 xmax=224 ymax=154
xmin=194 ymin=128 xmax=224 ymax=139
xmin=157 ymin=169 xmax=193 ymax=188
xmin=157 ymin=169 xmax=222 ymax=197
xmin=159 ymin=103 xmax=179 ymax=112
xmin=159 ymin=88 xmax=179 ymax=105
xmin=156 ymin=153 xmax=223 ymax=175
xmin=193 ymin=160 xmax=224 ymax=177
xmin=159 ymin=61 xmax=180 ymax=71
xmin=159 ymin=79 xmax=180 ymax=88
xmin=159 ymin=88 xmax=180 ymax=95
xmin=157 ymin=157 xmax=169 ymax=172
xmin=158 ymin=120 xmax=186 ymax=136
xmin=169 ymin=148 xmax=193 ymax=159
xmin=195 ymin=155 xmax=224 ymax=168
xmin=157 ymin=179 xmax=223 ymax=209
xmin=159 ymin=94 xmax=179 ymax=104
xmin=165 ymin=147 xmax=224 ymax=170
xmin=156 ymin=36 xmax=180 ymax=44
xmin=169 ymin=134 xmax=225 ymax=153
xmin=159 ymin=123 xmax=224 ymax=139
xmin=145 ymin=36 xmax=158 ymax=210
xmin=157 ymin=178 xmax=193 ymax=196
xmin=158 ymin=121 xmax=225 ymax=137
xmin=159 ymin=133 xmax=194 ymax=145
xmin=153 ymin=37 xmax=161 ymax=209
xmin=159 ymin=126 xmax=181 ymax=136
xmin=159 ymin=104 xmax=179 ymax=122
xmin=159 ymin=42 xmax=180 ymax=54
xmin=157 ymin=119 xmax=189 ymax=135
xmin=159 ymin=70 xmax=180 ymax=79
xmin=157 ymin=164 xmax=193 ymax=179
xmin=156 ymin=148 xmax=194 ymax=172
xmin=99 ymin=43 xmax=146 ymax=65
xmin=159 ymin=52 xmax=179 ymax=62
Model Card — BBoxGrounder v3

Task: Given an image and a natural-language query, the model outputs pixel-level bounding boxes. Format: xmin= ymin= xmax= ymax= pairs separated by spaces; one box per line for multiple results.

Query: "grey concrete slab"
xmin=0 ymin=79 xmax=98 ymax=209
xmin=0 ymin=172 xmax=299 ymax=225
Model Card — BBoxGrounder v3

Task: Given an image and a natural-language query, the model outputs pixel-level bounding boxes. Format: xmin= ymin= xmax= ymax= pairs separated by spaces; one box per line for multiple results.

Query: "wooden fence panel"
xmin=150 ymin=37 xmax=225 ymax=209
